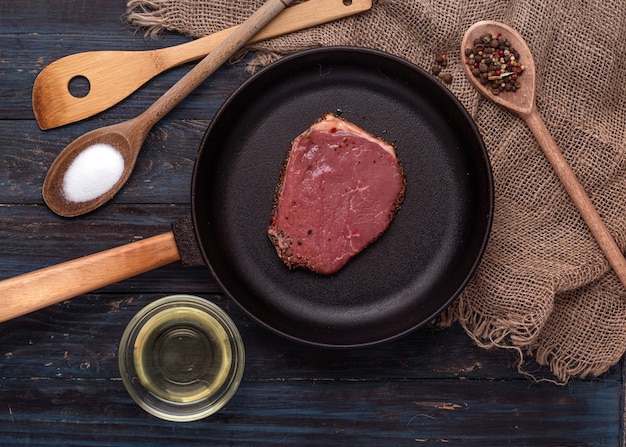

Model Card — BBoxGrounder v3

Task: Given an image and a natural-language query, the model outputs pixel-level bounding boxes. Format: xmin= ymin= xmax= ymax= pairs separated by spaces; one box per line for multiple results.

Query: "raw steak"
xmin=267 ymin=113 xmax=406 ymax=274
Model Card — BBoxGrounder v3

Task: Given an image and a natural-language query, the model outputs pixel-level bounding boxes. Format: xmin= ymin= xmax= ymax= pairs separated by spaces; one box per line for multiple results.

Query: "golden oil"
xmin=119 ymin=295 xmax=245 ymax=422
xmin=134 ymin=306 xmax=232 ymax=403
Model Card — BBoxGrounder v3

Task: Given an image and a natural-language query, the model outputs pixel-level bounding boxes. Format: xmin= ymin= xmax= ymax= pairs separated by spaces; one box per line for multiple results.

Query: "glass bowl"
xmin=118 ymin=294 xmax=245 ymax=422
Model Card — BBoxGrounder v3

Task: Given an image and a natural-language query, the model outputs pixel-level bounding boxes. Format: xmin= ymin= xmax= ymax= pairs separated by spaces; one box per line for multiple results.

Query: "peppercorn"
xmin=464 ymin=31 xmax=524 ymax=95
xmin=432 ymin=52 xmax=453 ymax=86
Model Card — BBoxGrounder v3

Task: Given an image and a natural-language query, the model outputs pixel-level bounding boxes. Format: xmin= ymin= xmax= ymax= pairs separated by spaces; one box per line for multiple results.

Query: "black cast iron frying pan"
xmin=0 ymin=47 xmax=493 ymax=348
xmin=191 ymin=47 xmax=493 ymax=347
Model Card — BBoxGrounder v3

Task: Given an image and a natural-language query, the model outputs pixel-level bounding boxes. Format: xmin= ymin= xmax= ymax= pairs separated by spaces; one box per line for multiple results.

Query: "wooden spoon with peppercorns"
xmin=462 ymin=20 xmax=626 ymax=289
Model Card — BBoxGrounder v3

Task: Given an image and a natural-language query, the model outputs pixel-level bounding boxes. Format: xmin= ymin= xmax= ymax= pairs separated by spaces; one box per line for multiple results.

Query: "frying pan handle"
xmin=0 ymin=232 xmax=181 ymax=323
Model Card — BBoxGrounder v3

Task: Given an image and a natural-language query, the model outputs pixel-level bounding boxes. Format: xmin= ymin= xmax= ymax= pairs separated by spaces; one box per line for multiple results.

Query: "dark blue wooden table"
xmin=0 ymin=1 xmax=623 ymax=445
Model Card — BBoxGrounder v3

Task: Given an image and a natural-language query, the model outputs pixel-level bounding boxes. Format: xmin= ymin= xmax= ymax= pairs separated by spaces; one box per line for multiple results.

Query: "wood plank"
xmin=0 ymin=204 xmax=219 ymax=294
xmin=0 ymin=34 xmax=250 ymax=121
xmin=0 ymin=291 xmax=620 ymax=383
xmin=0 ymin=119 xmax=207 ymax=203
xmin=0 ymin=294 xmax=516 ymax=380
xmin=1 ymin=0 xmax=130 ymax=34
xmin=0 ymin=377 xmax=619 ymax=446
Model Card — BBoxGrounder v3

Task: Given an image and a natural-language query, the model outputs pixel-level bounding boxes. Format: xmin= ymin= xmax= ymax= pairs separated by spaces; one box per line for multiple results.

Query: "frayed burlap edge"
xmin=439 ymin=269 xmax=626 ymax=385
xmin=126 ymin=0 xmax=170 ymax=38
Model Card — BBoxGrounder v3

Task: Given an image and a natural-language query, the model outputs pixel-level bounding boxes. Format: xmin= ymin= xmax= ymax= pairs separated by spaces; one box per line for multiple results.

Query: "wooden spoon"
xmin=43 ymin=0 xmax=294 ymax=218
xmin=461 ymin=20 xmax=626 ymax=289
xmin=33 ymin=0 xmax=372 ymax=130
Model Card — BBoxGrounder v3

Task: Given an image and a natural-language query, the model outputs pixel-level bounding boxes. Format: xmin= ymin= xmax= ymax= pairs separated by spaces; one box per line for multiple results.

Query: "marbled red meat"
xmin=268 ymin=113 xmax=406 ymax=274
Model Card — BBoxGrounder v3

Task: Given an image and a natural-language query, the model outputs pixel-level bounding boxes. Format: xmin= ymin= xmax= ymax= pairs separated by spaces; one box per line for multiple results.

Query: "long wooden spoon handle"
xmin=155 ymin=0 xmax=369 ymax=68
xmin=125 ymin=0 xmax=293 ymax=132
xmin=0 ymin=232 xmax=181 ymax=322
xmin=524 ymin=107 xmax=626 ymax=287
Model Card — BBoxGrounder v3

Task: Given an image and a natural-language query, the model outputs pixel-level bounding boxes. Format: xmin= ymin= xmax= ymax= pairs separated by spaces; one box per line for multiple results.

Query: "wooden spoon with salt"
xmin=43 ymin=0 xmax=293 ymax=218
xmin=461 ymin=20 xmax=626 ymax=288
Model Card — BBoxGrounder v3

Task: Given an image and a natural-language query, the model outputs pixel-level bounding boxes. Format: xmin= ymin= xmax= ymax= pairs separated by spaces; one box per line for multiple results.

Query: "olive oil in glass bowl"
xmin=118 ymin=295 xmax=245 ymax=422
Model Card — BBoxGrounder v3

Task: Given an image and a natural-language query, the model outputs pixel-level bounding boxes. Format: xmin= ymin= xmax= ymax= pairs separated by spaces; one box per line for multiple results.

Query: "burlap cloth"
xmin=126 ymin=0 xmax=626 ymax=383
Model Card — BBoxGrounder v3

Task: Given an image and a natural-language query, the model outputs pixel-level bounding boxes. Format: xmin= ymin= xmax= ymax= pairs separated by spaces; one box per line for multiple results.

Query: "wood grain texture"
xmin=0 ymin=232 xmax=182 ymax=321
xmin=0 ymin=1 xmax=624 ymax=446
xmin=0 ymin=378 xmax=620 ymax=446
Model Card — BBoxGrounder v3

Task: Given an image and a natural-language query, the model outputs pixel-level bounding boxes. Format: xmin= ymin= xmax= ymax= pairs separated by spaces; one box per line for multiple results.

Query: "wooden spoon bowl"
xmin=461 ymin=21 xmax=536 ymax=117
xmin=42 ymin=120 xmax=142 ymax=217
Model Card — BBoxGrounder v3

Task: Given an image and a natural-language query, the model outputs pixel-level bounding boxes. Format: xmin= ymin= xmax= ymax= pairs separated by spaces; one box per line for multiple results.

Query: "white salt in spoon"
xmin=43 ymin=0 xmax=293 ymax=217
xmin=462 ymin=20 xmax=626 ymax=289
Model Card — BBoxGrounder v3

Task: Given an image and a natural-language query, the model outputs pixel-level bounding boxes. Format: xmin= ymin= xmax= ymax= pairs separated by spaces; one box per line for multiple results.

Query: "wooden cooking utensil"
xmin=32 ymin=0 xmax=373 ymax=130
xmin=43 ymin=0 xmax=294 ymax=218
xmin=461 ymin=20 xmax=626 ymax=289
xmin=0 ymin=233 xmax=181 ymax=323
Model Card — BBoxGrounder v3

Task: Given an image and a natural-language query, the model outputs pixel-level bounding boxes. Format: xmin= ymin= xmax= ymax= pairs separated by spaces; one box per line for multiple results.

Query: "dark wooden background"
xmin=0 ymin=1 xmax=623 ymax=445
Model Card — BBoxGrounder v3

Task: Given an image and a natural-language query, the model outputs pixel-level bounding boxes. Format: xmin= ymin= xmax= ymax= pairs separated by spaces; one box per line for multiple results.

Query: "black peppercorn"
xmin=464 ymin=32 xmax=524 ymax=95
xmin=432 ymin=52 xmax=453 ymax=85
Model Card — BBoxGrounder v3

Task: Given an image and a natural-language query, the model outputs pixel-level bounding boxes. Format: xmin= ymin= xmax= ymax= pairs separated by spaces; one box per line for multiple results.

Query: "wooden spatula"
xmin=32 ymin=0 xmax=373 ymax=130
